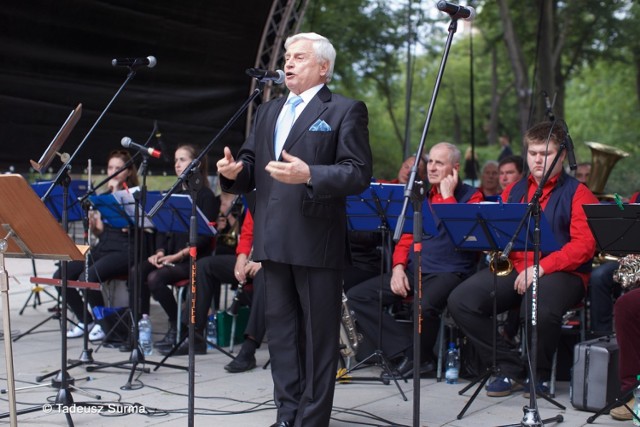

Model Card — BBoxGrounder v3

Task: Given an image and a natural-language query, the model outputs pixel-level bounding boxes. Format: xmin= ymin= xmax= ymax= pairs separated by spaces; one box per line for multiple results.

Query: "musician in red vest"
xmin=448 ymin=121 xmax=599 ymax=397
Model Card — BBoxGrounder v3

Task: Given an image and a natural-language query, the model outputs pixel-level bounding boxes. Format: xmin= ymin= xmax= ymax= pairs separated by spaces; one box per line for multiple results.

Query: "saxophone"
xmin=339 ymin=291 xmax=362 ymax=359
xmin=613 ymin=254 xmax=640 ymax=291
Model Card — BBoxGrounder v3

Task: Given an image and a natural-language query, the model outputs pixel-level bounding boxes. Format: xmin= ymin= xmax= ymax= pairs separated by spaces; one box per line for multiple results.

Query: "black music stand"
xmin=144 ymin=192 xmax=235 ymax=365
xmin=145 ymin=192 xmax=217 ymax=237
xmin=584 ymin=203 xmax=640 ymax=257
xmin=85 ymin=189 xmax=189 ymax=379
xmin=431 ymin=202 xmax=561 ymax=420
xmin=583 ymin=203 xmax=640 ymax=424
xmin=337 ymin=183 xmax=437 ymax=399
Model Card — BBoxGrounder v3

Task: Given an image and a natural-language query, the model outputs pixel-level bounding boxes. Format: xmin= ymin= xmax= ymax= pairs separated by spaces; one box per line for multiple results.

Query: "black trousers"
xmin=347 ymin=271 xmax=467 ymax=362
xmin=263 ymin=260 xmax=341 ymax=427
xmin=134 ymin=260 xmax=190 ymax=323
xmin=54 ymin=248 xmax=129 ymax=322
xmin=447 ymin=268 xmax=585 ymax=380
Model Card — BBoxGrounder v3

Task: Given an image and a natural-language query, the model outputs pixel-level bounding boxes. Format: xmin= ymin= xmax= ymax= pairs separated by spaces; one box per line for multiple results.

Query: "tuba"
xmin=585 ymin=141 xmax=629 ymax=200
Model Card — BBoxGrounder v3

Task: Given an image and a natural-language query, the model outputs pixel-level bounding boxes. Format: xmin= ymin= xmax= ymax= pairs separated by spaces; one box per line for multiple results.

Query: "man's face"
xmin=396 ymin=156 xmax=427 ymax=183
xmin=527 ymin=141 xmax=565 ymax=183
xmin=481 ymin=164 xmax=499 ymax=190
xmin=575 ymin=164 xmax=591 ymax=184
xmin=283 ymin=39 xmax=328 ymax=95
xmin=427 ymin=146 xmax=456 ymax=185
xmin=499 ymin=162 xmax=522 ymax=189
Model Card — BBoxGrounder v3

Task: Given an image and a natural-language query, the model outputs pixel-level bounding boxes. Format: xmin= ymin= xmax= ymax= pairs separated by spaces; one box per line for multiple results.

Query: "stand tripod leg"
xmin=456 ymin=370 xmax=492 ymax=419
xmin=152 ymin=333 xmax=234 ymax=372
xmin=12 ymin=313 xmax=61 ymax=341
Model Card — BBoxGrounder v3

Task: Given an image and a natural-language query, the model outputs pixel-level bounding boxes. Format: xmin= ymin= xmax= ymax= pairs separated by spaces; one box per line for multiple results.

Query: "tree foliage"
xmin=300 ymin=0 xmax=640 ymax=191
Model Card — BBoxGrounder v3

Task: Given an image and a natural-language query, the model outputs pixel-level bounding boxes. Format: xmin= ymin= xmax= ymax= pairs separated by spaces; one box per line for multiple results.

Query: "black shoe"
xmin=269 ymin=422 xmax=292 ymax=427
xmin=224 ymin=353 xmax=257 ymax=373
xmin=381 ymin=357 xmax=435 ymax=381
xmin=153 ymin=323 xmax=177 ymax=348
xmin=158 ymin=339 xmax=206 ymax=356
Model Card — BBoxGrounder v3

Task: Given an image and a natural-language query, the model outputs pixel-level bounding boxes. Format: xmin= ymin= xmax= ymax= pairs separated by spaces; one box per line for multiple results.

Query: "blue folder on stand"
xmin=88 ymin=191 xmax=139 ymax=229
xmin=144 ymin=192 xmax=216 ymax=236
xmin=346 ymin=182 xmax=437 ymax=236
xmin=430 ymin=202 xmax=559 ymax=253
xmin=31 ymin=180 xmax=86 ymax=222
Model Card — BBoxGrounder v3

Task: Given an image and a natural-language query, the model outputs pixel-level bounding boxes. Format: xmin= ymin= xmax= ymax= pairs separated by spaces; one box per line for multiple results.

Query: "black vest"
xmin=507 ymin=172 xmax=592 ymax=273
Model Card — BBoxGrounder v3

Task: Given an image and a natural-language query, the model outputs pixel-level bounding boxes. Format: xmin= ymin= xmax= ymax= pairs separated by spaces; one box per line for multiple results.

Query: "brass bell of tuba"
xmin=585 ymin=141 xmax=629 ymax=199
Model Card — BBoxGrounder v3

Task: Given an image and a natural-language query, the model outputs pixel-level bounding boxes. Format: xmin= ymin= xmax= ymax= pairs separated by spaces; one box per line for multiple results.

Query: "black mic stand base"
xmin=335 ymin=350 xmax=408 ymax=401
xmin=497 ymin=407 xmax=563 ymax=427
xmin=152 ymin=333 xmax=234 ymax=372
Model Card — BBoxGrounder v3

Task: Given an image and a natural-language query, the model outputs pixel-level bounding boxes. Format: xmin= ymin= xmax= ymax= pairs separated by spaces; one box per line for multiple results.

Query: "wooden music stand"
xmin=0 ymin=174 xmax=85 ymax=426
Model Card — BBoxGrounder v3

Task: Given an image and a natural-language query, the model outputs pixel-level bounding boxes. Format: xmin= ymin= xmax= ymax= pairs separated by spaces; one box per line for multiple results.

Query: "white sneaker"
xmin=88 ymin=324 xmax=105 ymax=341
xmin=67 ymin=322 xmax=91 ymax=338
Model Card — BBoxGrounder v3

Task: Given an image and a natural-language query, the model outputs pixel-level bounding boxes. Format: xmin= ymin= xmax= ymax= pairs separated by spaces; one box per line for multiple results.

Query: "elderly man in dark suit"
xmin=217 ymin=32 xmax=372 ymax=427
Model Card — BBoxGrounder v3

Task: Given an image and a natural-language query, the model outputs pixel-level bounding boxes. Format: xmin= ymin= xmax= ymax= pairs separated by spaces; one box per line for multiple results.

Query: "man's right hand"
xmin=216 ymin=146 xmax=243 ymax=180
xmin=390 ymin=265 xmax=410 ymax=297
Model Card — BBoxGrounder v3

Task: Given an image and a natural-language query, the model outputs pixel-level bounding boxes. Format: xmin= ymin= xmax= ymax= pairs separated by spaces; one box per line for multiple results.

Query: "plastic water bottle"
xmin=206 ymin=313 xmax=217 ymax=349
xmin=445 ymin=342 xmax=460 ymax=384
xmin=138 ymin=314 xmax=153 ymax=356
xmin=633 ymin=375 xmax=640 ymax=426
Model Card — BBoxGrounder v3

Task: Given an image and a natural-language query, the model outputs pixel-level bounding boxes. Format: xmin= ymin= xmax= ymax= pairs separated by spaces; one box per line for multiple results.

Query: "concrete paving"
xmin=0 ymin=257 xmax=627 ymax=426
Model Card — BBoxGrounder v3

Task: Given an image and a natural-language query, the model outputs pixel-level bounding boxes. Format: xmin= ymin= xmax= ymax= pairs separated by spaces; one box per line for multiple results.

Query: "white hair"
xmin=284 ymin=32 xmax=336 ymax=82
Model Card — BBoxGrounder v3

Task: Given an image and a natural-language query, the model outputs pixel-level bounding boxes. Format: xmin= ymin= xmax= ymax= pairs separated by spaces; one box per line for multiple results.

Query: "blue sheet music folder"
xmin=430 ymin=202 xmax=559 ymax=253
xmin=145 ymin=192 xmax=216 ymax=236
xmin=346 ymin=182 xmax=437 ymax=236
xmin=31 ymin=180 xmax=84 ymax=222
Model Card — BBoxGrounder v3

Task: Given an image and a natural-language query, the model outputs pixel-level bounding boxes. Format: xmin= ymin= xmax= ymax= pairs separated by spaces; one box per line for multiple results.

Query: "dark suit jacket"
xmin=221 ymin=85 xmax=372 ymax=269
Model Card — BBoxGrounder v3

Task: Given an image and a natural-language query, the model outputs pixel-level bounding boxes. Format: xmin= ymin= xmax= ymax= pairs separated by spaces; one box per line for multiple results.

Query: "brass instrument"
xmin=339 ymin=291 xmax=362 ymax=359
xmin=613 ymin=254 xmax=640 ymax=291
xmin=585 ymin=141 xmax=629 ymax=199
xmin=489 ymin=252 xmax=513 ymax=276
xmin=585 ymin=141 xmax=630 ymax=264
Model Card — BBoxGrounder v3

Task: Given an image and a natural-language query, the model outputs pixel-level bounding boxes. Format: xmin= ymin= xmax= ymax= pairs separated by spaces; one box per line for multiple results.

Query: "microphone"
xmin=245 ymin=68 xmax=285 ymax=84
xmin=543 ymin=91 xmax=556 ymax=121
xmin=561 ymin=122 xmax=578 ymax=171
xmin=437 ymin=1 xmax=476 ymax=21
xmin=121 ymin=137 xmax=161 ymax=159
xmin=111 ymin=56 xmax=157 ymax=68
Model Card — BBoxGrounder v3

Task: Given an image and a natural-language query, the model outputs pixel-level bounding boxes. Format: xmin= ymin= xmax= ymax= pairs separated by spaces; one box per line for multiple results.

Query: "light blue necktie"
xmin=274 ymin=95 xmax=303 ymax=158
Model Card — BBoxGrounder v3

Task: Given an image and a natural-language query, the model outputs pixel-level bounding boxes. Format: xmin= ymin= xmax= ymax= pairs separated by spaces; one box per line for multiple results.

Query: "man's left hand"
xmin=265 ymin=150 xmax=311 ymax=185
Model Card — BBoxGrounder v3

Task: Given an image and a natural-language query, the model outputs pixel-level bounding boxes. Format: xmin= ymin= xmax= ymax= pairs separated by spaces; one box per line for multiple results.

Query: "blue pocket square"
xmin=309 ymin=119 xmax=331 ymax=132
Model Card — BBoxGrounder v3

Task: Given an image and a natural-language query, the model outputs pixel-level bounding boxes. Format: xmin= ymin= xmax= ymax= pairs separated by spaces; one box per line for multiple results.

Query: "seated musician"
xmin=347 ymin=142 xmax=483 ymax=378
xmin=134 ymin=144 xmax=219 ymax=350
xmin=448 ymin=121 xmax=599 ymax=397
xmin=58 ymin=149 xmax=139 ymax=341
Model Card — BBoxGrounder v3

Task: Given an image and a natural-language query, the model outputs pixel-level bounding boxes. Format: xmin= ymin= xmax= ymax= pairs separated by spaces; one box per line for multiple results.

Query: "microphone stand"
xmin=497 ymin=136 xmax=570 ymax=427
xmin=25 ymin=66 xmax=140 ymax=426
xmin=392 ymin=15 xmax=462 ymax=427
xmin=147 ymin=80 xmax=267 ymax=427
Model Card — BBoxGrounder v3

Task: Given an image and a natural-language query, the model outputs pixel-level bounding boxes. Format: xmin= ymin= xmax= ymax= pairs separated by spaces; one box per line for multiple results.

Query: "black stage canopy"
xmin=0 ymin=0 xmax=274 ymax=175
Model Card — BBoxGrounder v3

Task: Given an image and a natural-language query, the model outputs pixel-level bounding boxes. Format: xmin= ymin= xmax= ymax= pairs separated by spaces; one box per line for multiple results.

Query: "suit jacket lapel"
xmin=283 ymin=86 xmax=331 ymax=155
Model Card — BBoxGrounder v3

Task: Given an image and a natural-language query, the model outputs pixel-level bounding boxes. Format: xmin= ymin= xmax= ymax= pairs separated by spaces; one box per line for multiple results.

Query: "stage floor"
xmin=0 ymin=258 xmax=624 ymax=426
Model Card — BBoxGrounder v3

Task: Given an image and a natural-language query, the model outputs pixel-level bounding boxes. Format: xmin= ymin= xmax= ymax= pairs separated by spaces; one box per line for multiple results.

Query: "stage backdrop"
xmin=0 ymin=0 xmax=274 ymax=175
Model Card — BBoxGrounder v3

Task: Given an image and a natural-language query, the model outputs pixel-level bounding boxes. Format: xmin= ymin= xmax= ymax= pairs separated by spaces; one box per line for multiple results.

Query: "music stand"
xmin=431 ymin=202 xmax=561 ymax=420
xmin=337 ymin=183 xmax=436 ymax=399
xmin=29 ymin=104 xmax=82 ymax=173
xmin=583 ymin=203 xmax=640 ymax=424
xmin=85 ymin=189 xmax=189 ymax=379
xmin=144 ymin=192 xmax=235 ymax=366
xmin=0 ymin=174 xmax=86 ymax=426
xmin=583 ymin=203 xmax=640 ymax=256
xmin=144 ymin=192 xmax=217 ymax=237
